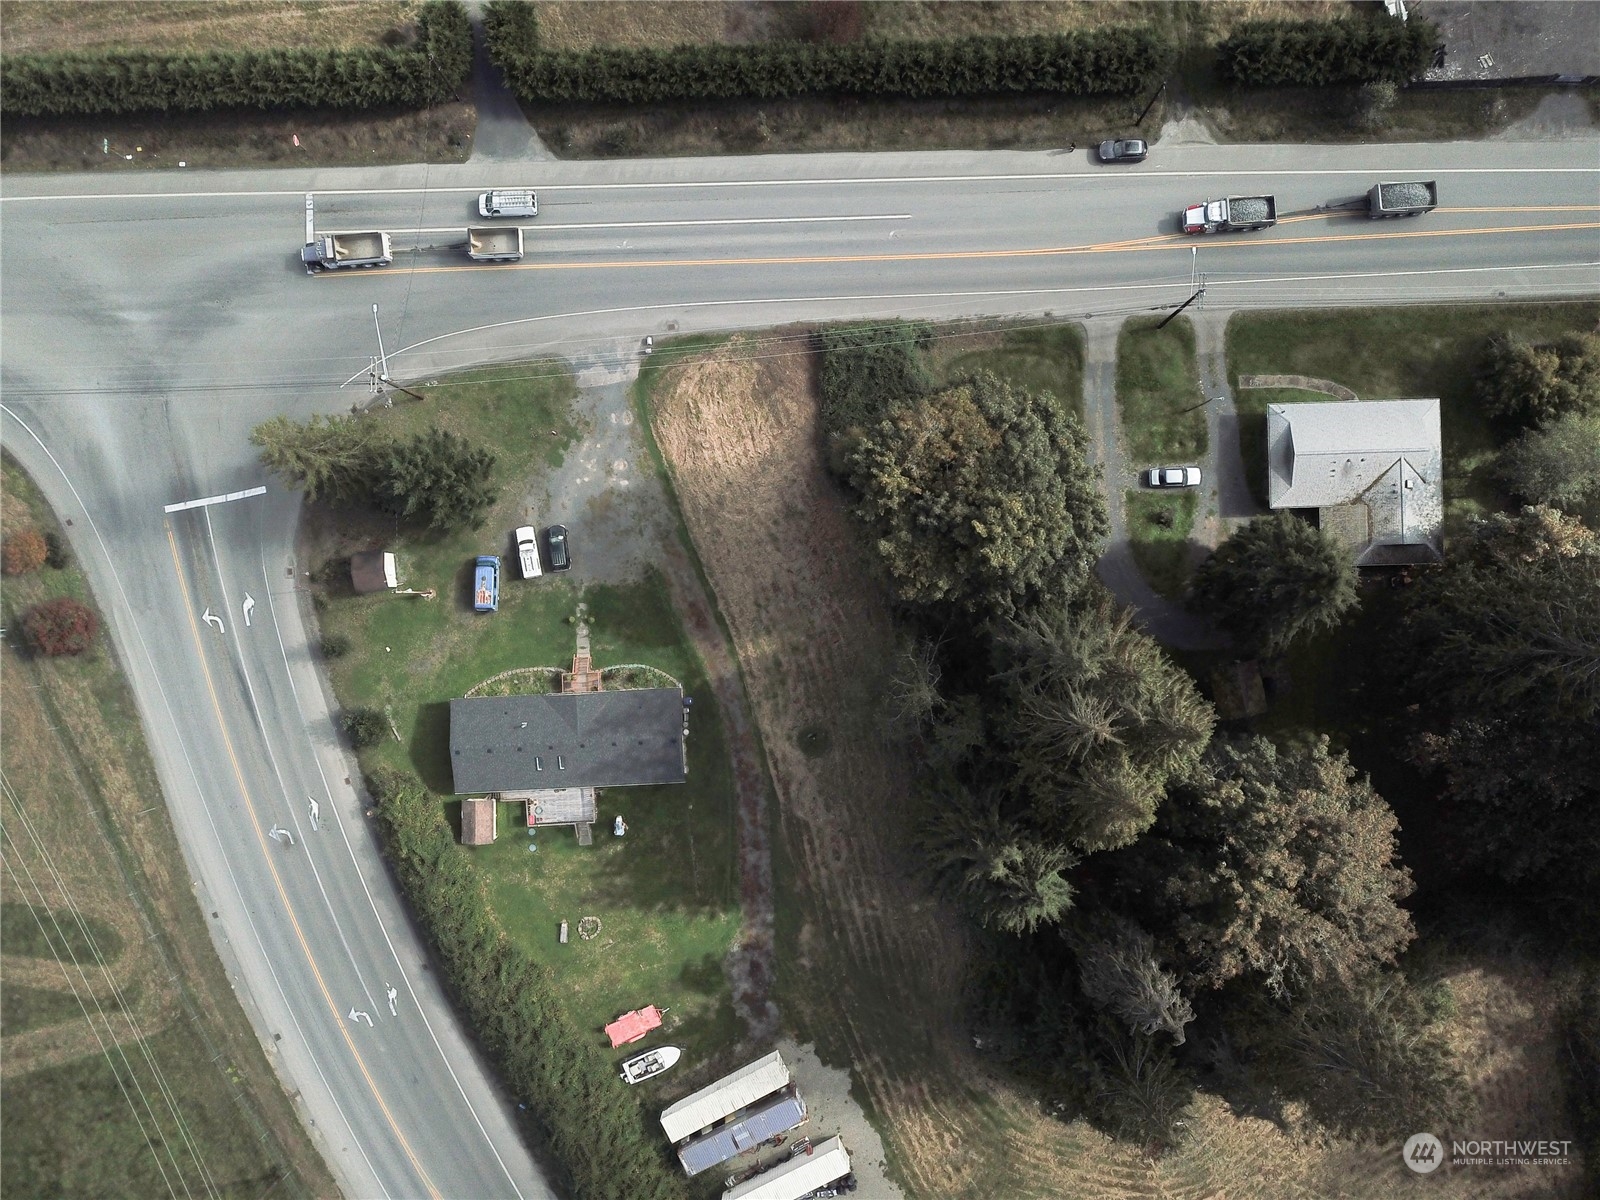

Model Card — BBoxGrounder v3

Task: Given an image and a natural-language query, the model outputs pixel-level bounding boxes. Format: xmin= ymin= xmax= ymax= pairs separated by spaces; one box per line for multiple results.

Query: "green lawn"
xmin=1226 ymin=302 xmax=1600 ymax=513
xmin=1116 ymin=316 xmax=1207 ymax=594
xmin=937 ymin=322 xmax=1086 ymax=421
xmin=1124 ymin=490 xmax=1197 ymax=600
xmin=313 ymin=365 xmax=742 ymax=1073
xmin=1116 ymin=315 xmax=1207 ymax=466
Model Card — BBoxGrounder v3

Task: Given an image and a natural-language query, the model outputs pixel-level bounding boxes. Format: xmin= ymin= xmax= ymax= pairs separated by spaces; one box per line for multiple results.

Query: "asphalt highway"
xmin=2 ymin=139 xmax=1596 ymax=1199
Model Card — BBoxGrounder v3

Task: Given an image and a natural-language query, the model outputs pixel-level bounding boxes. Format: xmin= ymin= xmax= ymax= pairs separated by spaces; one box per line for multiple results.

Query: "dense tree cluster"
xmin=1187 ymin=512 xmax=1358 ymax=657
xmin=1478 ymin=331 xmax=1600 ymax=427
xmin=1217 ymin=14 xmax=1436 ymax=87
xmin=842 ymin=371 xmax=1107 ymax=618
xmin=484 ymin=2 xmax=1170 ymax=105
xmin=251 ymin=415 xmax=498 ymax=534
xmin=1 ymin=1 xmax=471 ymax=117
xmin=1398 ymin=507 xmax=1600 ymax=918
xmin=1496 ymin=411 xmax=1600 ymax=509
xmin=1112 ymin=735 xmax=1414 ymax=996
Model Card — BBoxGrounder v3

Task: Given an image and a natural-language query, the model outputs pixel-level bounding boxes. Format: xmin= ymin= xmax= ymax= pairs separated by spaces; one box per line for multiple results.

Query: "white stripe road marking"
xmin=323 ymin=214 xmax=912 ymax=235
xmin=163 ymin=485 xmax=267 ymax=513
xmin=4 ymin=167 xmax=1597 ymax=203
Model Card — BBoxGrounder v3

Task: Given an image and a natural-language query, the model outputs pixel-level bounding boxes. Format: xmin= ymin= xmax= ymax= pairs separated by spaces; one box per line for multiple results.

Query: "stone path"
xmin=463 ymin=0 xmax=555 ymax=163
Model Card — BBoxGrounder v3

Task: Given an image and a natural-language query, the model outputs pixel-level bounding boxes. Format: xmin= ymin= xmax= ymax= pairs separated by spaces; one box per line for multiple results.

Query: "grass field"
xmin=1226 ymin=302 xmax=1600 ymax=511
xmin=933 ymin=321 xmax=1087 ymax=421
xmin=0 ymin=458 xmax=334 ymax=1200
xmin=304 ymin=365 xmax=743 ymax=1080
xmin=1124 ymin=488 xmax=1198 ymax=600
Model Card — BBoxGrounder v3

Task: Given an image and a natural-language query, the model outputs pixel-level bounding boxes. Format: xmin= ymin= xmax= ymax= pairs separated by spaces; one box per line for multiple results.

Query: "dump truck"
xmin=1182 ymin=195 xmax=1277 ymax=234
xmin=1368 ymin=180 xmax=1438 ymax=218
xmin=467 ymin=226 xmax=524 ymax=263
xmin=302 ymin=231 xmax=392 ymax=270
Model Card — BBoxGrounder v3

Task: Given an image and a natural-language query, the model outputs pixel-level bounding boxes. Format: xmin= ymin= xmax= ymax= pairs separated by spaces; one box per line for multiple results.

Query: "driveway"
xmin=1082 ymin=316 xmax=1229 ymax=651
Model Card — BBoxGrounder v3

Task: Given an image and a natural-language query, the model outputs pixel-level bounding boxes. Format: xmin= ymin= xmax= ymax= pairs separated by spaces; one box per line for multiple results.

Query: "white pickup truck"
xmin=515 ymin=526 xmax=542 ymax=579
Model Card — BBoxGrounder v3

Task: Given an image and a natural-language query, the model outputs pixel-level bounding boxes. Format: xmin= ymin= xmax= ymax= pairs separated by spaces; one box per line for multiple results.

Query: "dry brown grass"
xmin=0 ymin=0 xmax=419 ymax=56
xmin=643 ymin=335 xmax=1587 ymax=1200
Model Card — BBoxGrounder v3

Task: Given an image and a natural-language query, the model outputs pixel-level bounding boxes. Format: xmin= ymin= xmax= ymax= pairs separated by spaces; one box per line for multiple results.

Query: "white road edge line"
xmin=5 ymin=167 xmax=1598 ymax=204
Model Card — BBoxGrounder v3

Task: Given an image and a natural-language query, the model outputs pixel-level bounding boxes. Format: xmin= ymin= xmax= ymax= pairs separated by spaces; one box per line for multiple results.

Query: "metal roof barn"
xmin=660 ymin=1051 xmax=790 ymax=1144
xmin=722 ymin=1135 xmax=851 ymax=1200
xmin=677 ymin=1088 xmax=807 ymax=1176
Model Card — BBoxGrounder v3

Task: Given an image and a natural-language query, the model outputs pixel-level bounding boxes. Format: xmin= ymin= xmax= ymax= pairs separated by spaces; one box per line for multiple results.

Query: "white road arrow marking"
xmin=348 ymin=1008 xmax=373 ymax=1028
xmin=268 ymin=824 xmax=295 ymax=846
xmin=386 ymin=984 xmax=398 ymax=1017
xmin=307 ymin=797 xmax=320 ymax=831
xmin=202 ymin=607 xmax=224 ymax=633
xmin=242 ymin=593 xmax=255 ymax=627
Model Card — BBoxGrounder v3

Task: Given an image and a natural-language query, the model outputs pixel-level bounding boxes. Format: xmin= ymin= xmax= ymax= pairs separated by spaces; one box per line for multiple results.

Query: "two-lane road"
xmin=2 ymin=140 xmax=1596 ymax=1198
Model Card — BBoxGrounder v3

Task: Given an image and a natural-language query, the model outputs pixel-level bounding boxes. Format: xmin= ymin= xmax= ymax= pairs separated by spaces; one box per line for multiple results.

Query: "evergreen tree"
xmin=994 ymin=596 xmax=1214 ymax=852
xmin=372 ymin=428 xmax=498 ymax=533
xmin=250 ymin=413 xmax=380 ymax=503
xmin=1187 ymin=511 xmax=1358 ymax=656
xmin=920 ymin=785 xmax=1078 ymax=934
xmin=1075 ymin=916 xmax=1195 ymax=1046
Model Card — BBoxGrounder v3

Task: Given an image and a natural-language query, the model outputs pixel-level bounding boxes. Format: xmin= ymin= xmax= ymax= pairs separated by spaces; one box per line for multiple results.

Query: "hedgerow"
xmin=0 ymin=1 xmax=471 ymax=116
xmin=484 ymin=3 xmax=1168 ymax=104
xmin=1217 ymin=15 xmax=1436 ymax=87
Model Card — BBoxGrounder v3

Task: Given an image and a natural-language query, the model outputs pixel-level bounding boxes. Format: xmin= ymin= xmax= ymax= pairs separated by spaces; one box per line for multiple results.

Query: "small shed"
xmin=606 ymin=1005 xmax=663 ymax=1048
xmin=460 ymin=797 xmax=497 ymax=846
xmin=677 ymin=1086 xmax=807 ymax=1176
xmin=350 ymin=550 xmax=397 ymax=594
xmin=721 ymin=1135 xmax=851 ymax=1200
xmin=661 ymin=1051 xmax=791 ymax=1145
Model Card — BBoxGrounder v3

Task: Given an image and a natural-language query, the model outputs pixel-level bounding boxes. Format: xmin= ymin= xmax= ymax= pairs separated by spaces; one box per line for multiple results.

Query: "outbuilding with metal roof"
xmin=660 ymin=1051 xmax=790 ymax=1145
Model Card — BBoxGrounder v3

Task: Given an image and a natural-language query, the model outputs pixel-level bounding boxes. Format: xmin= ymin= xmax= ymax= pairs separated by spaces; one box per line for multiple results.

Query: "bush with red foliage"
xmin=2 ymin=529 xmax=48 ymax=575
xmin=22 ymin=597 xmax=99 ymax=656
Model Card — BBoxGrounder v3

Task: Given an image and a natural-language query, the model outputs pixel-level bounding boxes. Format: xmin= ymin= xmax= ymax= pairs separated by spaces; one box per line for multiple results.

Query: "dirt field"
xmin=642 ymin=335 xmax=1585 ymax=1199
xmin=0 ymin=0 xmax=419 ymax=55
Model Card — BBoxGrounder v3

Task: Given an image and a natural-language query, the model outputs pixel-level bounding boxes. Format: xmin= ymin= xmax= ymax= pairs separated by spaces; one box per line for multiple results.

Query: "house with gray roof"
xmin=1266 ymin=398 xmax=1444 ymax=566
xmin=449 ymin=690 xmax=687 ymax=795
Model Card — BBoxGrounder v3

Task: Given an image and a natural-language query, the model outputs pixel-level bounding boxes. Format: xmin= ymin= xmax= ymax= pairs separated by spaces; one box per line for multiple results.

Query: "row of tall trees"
xmin=1 ymin=1 xmax=471 ymax=116
xmin=251 ymin=414 xmax=498 ymax=534
xmin=1484 ymin=331 xmax=1600 ymax=509
xmin=484 ymin=2 xmax=1168 ymax=104
xmin=1218 ymin=13 xmax=1437 ymax=87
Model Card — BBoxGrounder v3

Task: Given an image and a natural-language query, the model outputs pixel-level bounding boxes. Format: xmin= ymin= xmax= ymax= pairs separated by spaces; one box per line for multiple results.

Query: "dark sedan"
xmin=1097 ymin=138 xmax=1148 ymax=164
xmin=545 ymin=524 xmax=571 ymax=571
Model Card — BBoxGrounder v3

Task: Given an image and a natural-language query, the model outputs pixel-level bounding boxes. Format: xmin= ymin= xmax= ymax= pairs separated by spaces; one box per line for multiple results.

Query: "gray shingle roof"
xmin=1267 ymin=399 xmax=1443 ymax=566
xmin=449 ymin=690 xmax=685 ymax=794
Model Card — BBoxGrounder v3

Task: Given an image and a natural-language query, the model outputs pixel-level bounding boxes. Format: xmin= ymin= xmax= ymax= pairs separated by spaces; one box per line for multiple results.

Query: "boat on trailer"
xmin=619 ymin=1045 xmax=682 ymax=1084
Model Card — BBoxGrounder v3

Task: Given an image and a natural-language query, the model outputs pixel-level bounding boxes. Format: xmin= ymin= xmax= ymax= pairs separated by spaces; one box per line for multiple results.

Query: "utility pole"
xmin=370 ymin=304 xmax=424 ymax=402
xmin=1135 ymin=80 xmax=1167 ymax=127
xmin=1157 ymin=283 xmax=1205 ymax=330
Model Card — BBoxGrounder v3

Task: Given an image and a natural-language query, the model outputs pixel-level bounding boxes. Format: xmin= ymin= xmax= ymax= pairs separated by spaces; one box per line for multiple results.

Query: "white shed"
xmin=660 ymin=1051 xmax=790 ymax=1144
xmin=722 ymin=1136 xmax=851 ymax=1200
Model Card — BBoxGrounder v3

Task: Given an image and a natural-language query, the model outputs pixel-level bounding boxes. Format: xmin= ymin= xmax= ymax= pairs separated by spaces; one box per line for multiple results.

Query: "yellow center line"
xmin=165 ymin=523 xmax=441 ymax=1200
xmin=322 ymin=218 xmax=1600 ymax=277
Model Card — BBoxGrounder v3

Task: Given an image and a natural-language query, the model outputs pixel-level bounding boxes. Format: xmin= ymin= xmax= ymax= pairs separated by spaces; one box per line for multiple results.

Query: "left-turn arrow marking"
xmin=202 ymin=608 xmax=224 ymax=633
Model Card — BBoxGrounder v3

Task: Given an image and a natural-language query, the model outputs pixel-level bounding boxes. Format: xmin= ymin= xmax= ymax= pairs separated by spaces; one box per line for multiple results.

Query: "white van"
xmin=515 ymin=526 xmax=543 ymax=579
xmin=479 ymin=189 xmax=537 ymax=218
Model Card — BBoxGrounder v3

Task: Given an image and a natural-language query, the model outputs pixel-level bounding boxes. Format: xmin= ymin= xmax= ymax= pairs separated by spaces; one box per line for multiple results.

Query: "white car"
xmin=515 ymin=526 xmax=542 ymax=579
xmin=1147 ymin=466 xmax=1202 ymax=488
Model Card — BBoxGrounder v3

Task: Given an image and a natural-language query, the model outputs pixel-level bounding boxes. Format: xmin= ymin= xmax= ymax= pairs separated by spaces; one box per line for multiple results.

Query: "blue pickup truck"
xmin=473 ymin=555 xmax=500 ymax=612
